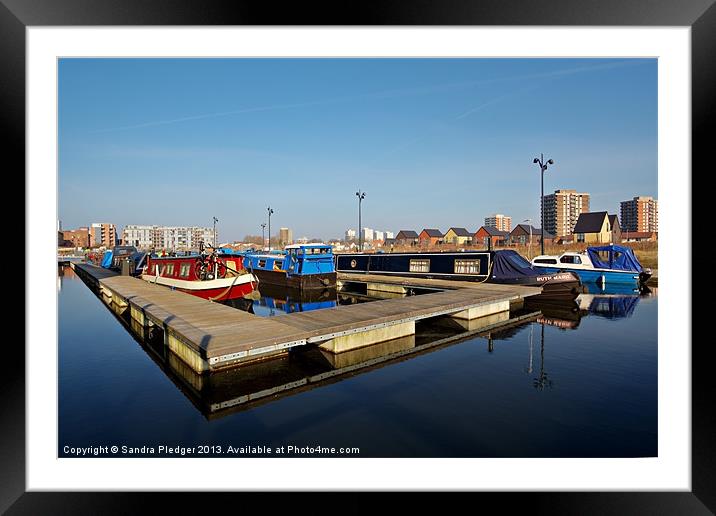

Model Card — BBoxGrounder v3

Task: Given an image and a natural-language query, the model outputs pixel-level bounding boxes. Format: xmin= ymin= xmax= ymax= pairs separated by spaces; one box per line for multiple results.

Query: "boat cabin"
xmin=532 ymin=252 xmax=591 ymax=268
xmin=244 ymin=244 xmax=334 ymax=275
xmin=145 ymin=253 xmax=245 ymax=281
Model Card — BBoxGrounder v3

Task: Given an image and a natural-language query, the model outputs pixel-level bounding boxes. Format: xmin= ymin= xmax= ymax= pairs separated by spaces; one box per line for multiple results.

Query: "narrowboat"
xmin=335 ymin=249 xmax=582 ymax=300
xmin=530 ymin=244 xmax=651 ymax=286
xmin=141 ymin=250 xmax=258 ymax=301
xmin=242 ymin=243 xmax=337 ymax=290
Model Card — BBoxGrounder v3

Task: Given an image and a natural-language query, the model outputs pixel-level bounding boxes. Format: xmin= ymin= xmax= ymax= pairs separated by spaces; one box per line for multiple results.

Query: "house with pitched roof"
xmin=418 ymin=228 xmax=444 ymax=246
xmin=474 ymin=226 xmax=509 ymax=248
xmin=395 ymin=230 xmax=420 ymax=246
xmin=443 ymin=227 xmax=473 ymax=246
xmin=509 ymin=224 xmax=554 ymax=245
xmin=608 ymin=214 xmax=622 ymax=243
xmin=573 ymin=211 xmax=619 ymax=244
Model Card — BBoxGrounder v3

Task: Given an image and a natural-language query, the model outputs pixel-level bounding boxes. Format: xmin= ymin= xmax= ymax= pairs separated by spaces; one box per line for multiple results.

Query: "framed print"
xmin=6 ymin=0 xmax=713 ymax=512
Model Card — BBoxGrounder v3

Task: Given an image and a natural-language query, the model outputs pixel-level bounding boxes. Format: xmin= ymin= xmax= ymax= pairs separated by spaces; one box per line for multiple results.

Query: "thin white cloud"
xmin=89 ymin=59 xmax=652 ymax=133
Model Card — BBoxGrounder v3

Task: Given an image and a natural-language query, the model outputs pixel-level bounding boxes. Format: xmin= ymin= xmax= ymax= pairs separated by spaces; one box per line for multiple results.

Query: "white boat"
xmin=530 ymin=245 xmax=651 ymax=286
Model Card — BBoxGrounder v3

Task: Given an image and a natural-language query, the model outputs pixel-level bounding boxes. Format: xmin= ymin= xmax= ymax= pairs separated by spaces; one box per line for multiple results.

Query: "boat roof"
xmin=534 ymin=250 xmax=587 ymax=257
xmin=246 ymin=253 xmax=285 ymax=259
xmin=284 ymin=243 xmax=331 ymax=249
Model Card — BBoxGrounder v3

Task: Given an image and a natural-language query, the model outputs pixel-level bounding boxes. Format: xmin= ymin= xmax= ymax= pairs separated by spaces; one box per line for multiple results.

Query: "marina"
xmin=58 ymin=262 xmax=658 ymax=457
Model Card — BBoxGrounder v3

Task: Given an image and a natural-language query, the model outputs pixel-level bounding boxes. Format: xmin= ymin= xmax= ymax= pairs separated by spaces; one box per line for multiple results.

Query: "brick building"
xmin=620 ymin=196 xmax=658 ymax=233
xmin=542 ymin=189 xmax=590 ymax=237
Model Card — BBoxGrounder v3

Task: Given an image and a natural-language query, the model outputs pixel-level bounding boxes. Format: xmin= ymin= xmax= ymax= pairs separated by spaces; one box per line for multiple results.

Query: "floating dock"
xmin=72 ymin=262 xmax=541 ymax=374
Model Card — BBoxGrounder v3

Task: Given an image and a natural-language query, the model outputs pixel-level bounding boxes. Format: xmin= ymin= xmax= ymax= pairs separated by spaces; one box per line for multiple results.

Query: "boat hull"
xmin=252 ymin=269 xmax=337 ymax=290
xmin=532 ymin=266 xmax=643 ymax=286
xmin=140 ymin=274 xmax=258 ymax=301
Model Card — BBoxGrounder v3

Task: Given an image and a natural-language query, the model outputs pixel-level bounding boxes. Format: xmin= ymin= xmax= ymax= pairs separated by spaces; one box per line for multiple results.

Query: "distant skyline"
xmin=59 ymin=58 xmax=657 ymax=242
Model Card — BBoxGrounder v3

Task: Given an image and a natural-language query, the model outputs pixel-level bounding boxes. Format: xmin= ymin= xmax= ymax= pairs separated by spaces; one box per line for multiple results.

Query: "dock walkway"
xmin=338 ymin=272 xmax=535 ymax=291
xmin=72 ymin=262 xmax=541 ymax=373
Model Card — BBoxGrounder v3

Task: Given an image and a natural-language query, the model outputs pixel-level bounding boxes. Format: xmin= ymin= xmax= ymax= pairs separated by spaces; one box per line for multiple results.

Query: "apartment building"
xmin=620 ymin=196 xmax=658 ymax=233
xmin=541 ymin=189 xmax=590 ymax=237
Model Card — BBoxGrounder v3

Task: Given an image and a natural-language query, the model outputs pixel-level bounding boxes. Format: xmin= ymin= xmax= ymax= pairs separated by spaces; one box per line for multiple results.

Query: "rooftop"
xmin=573 ymin=211 xmax=609 ymax=233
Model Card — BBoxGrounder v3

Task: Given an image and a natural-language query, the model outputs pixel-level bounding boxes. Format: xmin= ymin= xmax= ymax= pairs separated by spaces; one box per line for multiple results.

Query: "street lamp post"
xmin=356 ymin=190 xmax=366 ymax=251
xmin=267 ymin=207 xmax=274 ymax=250
xmin=260 ymin=223 xmax=266 ymax=249
xmin=533 ymin=153 xmax=554 ymax=256
xmin=523 ymin=218 xmax=532 ymax=259
xmin=212 ymin=216 xmax=218 ymax=248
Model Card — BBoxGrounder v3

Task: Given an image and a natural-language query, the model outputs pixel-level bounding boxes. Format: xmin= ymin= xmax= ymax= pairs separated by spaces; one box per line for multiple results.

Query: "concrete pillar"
xmin=166 ymin=331 xmax=210 ymax=373
xmin=366 ymin=282 xmax=407 ymax=295
xmin=319 ymin=334 xmax=416 ymax=368
xmin=437 ymin=310 xmax=510 ymax=331
xmin=319 ymin=320 xmax=415 ymax=354
xmin=366 ymin=289 xmax=407 ymax=300
xmin=450 ymin=300 xmax=510 ymax=320
xmin=130 ymin=305 xmax=146 ymax=326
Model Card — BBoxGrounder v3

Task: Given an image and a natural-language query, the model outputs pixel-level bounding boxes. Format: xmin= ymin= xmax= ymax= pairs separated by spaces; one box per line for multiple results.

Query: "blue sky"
xmin=58 ymin=58 xmax=657 ymax=242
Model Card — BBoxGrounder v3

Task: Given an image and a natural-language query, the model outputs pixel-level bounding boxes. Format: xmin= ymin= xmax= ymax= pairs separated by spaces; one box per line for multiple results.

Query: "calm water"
xmin=58 ymin=266 xmax=657 ymax=458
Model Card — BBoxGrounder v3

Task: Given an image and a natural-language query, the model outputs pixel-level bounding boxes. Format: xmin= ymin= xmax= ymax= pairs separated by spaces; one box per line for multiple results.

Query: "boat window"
xmin=258 ymin=259 xmax=266 ymax=268
xmin=560 ymin=255 xmax=582 ymax=264
xmin=454 ymin=259 xmax=480 ymax=274
xmin=273 ymin=260 xmax=283 ymax=270
xmin=179 ymin=263 xmax=191 ymax=277
xmin=164 ymin=263 xmax=175 ymax=276
xmin=409 ymin=259 xmax=430 ymax=273
xmin=534 ymin=258 xmax=558 ymax=265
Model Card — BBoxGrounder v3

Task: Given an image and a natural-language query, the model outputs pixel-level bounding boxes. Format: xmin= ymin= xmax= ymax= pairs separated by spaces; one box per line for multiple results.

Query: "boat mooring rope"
xmin=207 ymin=272 xmax=243 ymax=302
xmin=207 ymin=261 xmax=258 ymax=302
xmin=474 ymin=260 xmax=494 ymax=284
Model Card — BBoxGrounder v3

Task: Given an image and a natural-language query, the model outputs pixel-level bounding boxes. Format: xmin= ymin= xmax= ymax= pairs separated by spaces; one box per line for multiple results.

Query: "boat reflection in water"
xmin=535 ymin=284 xmax=653 ymax=329
xmin=220 ymin=283 xmax=339 ymax=316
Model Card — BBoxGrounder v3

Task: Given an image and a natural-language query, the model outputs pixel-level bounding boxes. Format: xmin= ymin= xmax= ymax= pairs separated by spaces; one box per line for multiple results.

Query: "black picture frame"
xmin=6 ymin=0 xmax=711 ymax=512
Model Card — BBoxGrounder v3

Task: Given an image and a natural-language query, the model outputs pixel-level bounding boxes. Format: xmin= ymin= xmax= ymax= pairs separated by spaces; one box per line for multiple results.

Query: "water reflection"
xmin=67 ymin=264 xmax=656 ymax=420
xmin=531 ymin=323 xmax=552 ymax=391
xmin=221 ymin=284 xmax=348 ymax=316
xmin=533 ymin=284 xmax=653 ymax=330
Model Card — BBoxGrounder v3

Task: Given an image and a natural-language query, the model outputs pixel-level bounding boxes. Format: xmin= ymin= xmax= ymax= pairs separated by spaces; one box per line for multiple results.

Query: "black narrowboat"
xmin=335 ymin=250 xmax=582 ymax=300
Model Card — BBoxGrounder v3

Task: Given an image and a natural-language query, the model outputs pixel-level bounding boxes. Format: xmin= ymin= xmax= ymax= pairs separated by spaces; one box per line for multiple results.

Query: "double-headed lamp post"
xmin=260 ymin=223 xmax=266 ymax=249
xmin=267 ymin=207 xmax=274 ymax=250
xmin=533 ymin=153 xmax=554 ymax=256
xmin=356 ymin=189 xmax=366 ymax=251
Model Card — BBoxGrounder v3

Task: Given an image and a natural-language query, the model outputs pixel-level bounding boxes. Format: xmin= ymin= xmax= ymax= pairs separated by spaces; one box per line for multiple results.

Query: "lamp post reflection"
xmin=533 ymin=322 xmax=553 ymax=391
xmin=524 ymin=323 xmax=534 ymax=374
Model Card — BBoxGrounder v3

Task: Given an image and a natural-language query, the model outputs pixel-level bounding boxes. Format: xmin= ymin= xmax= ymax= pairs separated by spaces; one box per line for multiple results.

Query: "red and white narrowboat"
xmin=141 ymin=252 xmax=258 ymax=301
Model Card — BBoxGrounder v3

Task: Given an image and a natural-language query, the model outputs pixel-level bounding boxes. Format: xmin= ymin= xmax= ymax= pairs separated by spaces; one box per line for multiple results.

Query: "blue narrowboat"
xmin=243 ymin=244 xmax=337 ymax=289
xmin=530 ymin=244 xmax=651 ymax=286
